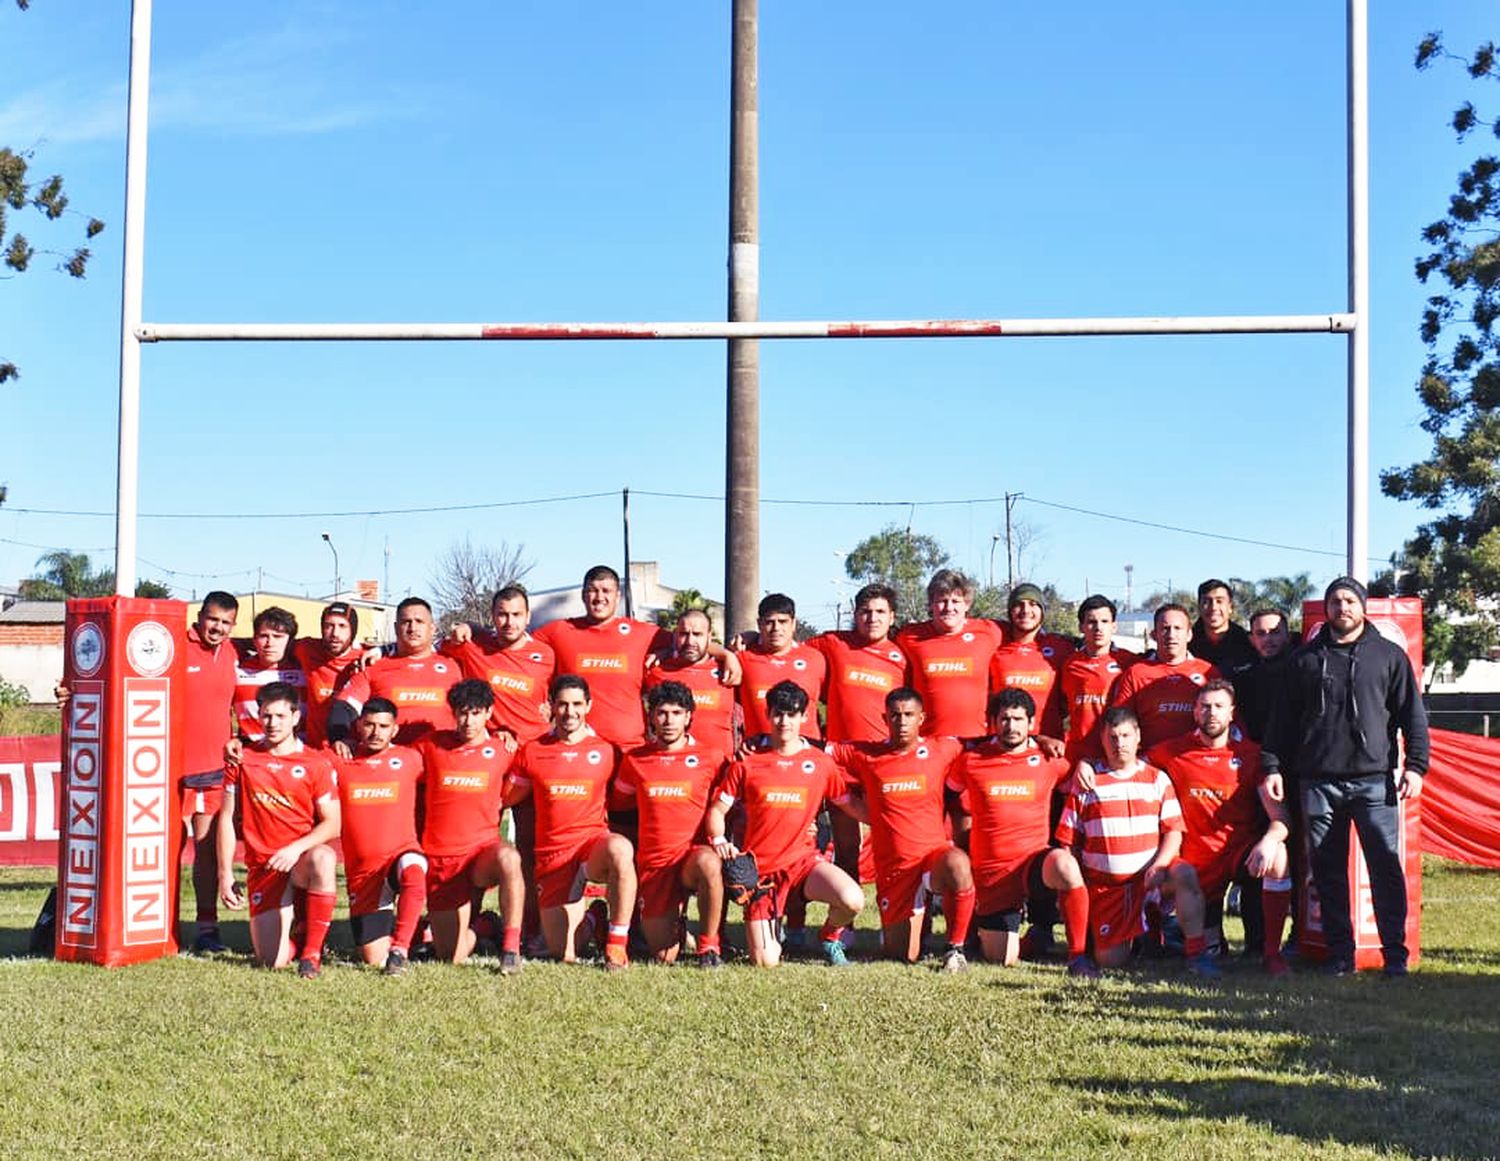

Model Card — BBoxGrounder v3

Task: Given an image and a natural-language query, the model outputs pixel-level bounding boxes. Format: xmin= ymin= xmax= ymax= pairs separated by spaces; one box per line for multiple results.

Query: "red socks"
xmin=501 ymin=924 xmax=522 ymax=956
xmin=391 ymin=863 xmax=427 ymax=955
xmin=1185 ymin=934 xmax=1207 ymax=957
xmin=301 ymin=890 xmax=336 ymax=966
xmin=944 ymin=886 xmax=976 ymax=948
xmin=1262 ymin=882 xmax=1292 ymax=958
xmin=1058 ymin=885 xmax=1089 ymax=957
xmin=697 ymin=933 xmax=722 ymax=956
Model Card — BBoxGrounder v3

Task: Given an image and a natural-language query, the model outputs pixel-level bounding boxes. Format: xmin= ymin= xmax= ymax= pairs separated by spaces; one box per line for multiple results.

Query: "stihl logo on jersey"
xmin=692 ymin=691 xmax=720 ymax=708
xmin=549 ymin=784 xmax=590 ymax=798
xmin=1074 ymin=692 xmax=1109 ymax=708
xmin=763 ymin=789 xmax=806 ymax=806
xmin=986 ymin=782 xmax=1036 ymax=800
xmin=1004 ymin=673 xmax=1048 ymax=689
xmin=845 ymin=667 xmax=893 ymax=689
xmin=1157 ymin=701 xmax=1196 ymax=715
xmin=1188 ymin=786 xmax=1225 ymax=801
xmin=925 ymin=658 xmax=974 ymax=676
xmin=580 ymin=655 xmax=627 ymax=671
xmin=251 ymin=789 xmax=295 ymax=811
xmin=397 ymin=690 xmax=443 ymax=704
xmin=440 ymin=773 xmax=488 ymax=791
xmin=647 ymin=783 xmax=691 ymax=799
xmin=493 ymin=673 xmax=534 ymax=694
xmin=351 ymin=783 xmax=399 ymax=802
xmin=881 ymin=778 xmax=924 ymax=796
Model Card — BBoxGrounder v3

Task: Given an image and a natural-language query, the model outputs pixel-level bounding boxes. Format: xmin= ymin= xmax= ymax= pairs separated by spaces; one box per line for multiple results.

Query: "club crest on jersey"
xmin=1042 ymin=646 xmax=1055 ymax=658
xmin=1107 ymin=662 xmax=1121 ymax=674
xmin=1190 ymin=672 xmax=1205 ymax=684
xmin=916 ymin=746 xmax=929 ymax=759
xmin=1027 ymin=754 xmax=1041 ymax=766
xmin=793 ymin=658 xmax=807 ymax=671
xmin=389 ymin=758 xmax=403 ymax=769
xmin=962 ymin=632 xmax=974 ymax=642
xmin=1229 ymin=758 xmax=1241 ymax=770
xmin=250 ymin=891 xmax=263 ymax=906
xmin=434 ymin=662 xmax=449 ymax=674
xmin=801 ymin=760 xmax=816 ymax=774
xmin=888 ymin=650 xmax=902 ymax=663
xmin=618 ymin=622 xmax=632 ymax=635
xmin=529 ymin=652 xmax=544 ymax=663
xmin=685 ymin=755 xmax=700 ymax=768
xmin=482 ymin=747 xmax=496 ymax=759
xmin=291 ymin=765 xmax=306 ymax=779
xmin=587 ymin=750 xmax=602 ymax=765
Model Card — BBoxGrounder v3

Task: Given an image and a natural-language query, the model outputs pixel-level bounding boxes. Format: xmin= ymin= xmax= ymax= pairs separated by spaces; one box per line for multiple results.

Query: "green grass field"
xmin=1 ymin=860 xmax=1497 ymax=1160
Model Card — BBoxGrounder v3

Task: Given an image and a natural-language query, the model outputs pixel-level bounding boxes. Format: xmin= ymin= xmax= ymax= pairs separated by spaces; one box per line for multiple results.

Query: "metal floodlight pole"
xmin=1347 ymin=0 xmax=1371 ymax=581
xmin=113 ymin=0 xmax=153 ymax=597
xmin=321 ymin=532 xmax=339 ymax=600
xmin=725 ymin=0 xmax=760 ymax=636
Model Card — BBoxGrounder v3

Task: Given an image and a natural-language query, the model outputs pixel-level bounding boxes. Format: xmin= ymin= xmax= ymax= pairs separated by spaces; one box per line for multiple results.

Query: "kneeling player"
xmin=216 ymin=682 xmax=340 ymax=976
xmin=706 ymin=681 xmax=864 ymax=968
xmin=1059 ymin=706 xmax=1215 ymax=976
xmin=336 ymin=699 xmax=428 ymax=975
xmin=417 ymin=679 xmax=526 ymax=972
xmin=947 ymin=689 xmax=1092 ymax=975
xmin=833 ymin=687 xmax=974 ymax=971
xmin=506 ymin=675 xmax=637 ymax=969
xmin=1147 ymin=679 xmax=1292 ymax=975
xmin=615 ymin=681 xmax=728 ymax=966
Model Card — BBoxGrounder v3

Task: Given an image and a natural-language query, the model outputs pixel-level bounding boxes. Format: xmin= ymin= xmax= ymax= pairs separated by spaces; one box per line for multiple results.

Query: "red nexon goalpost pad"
xmin=55 ymin=597 xmax=187 ymax=966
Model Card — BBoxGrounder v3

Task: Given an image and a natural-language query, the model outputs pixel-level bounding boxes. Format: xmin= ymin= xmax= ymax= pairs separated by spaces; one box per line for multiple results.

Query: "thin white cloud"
xmin=0 ymin=20 xmax=420 ymax=147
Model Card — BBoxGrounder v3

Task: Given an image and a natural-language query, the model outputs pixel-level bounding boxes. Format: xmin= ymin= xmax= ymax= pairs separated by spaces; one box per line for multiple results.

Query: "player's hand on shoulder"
xmin=718 ymin=650 xmax=742 ymax=687
xmin=1261 ymin=771 xmax=1284 ymax=803
xmin=447 ymin=622 xmax=474 ymax=645
xmin=224 ymin=737 xmax=244 ymax=766
xmin=497 ymin=729 xmax=519 ymax=753
xmin=1071 ymin=759 xmax=1098 ymax=794
xmin=1036 ymin=734 xmax=1065 ymax=760
xmin=331 ymin=740 xmax=353 ymax=760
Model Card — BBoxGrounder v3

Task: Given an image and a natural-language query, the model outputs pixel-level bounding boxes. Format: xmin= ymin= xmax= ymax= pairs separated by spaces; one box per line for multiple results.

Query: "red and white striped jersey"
xmin=232 ymin=654 xmax=307 ymax=743
xmin=1055 ymin=759 xmax=1183 ymax=885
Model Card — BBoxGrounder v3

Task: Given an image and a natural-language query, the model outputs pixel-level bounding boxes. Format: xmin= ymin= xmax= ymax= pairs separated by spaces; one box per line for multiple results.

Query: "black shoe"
xmin=297 ymin=957 xmax=322 ymax=979
xmin=499 ymin=950 xmax=524 ymax=976
xmin=382 ymin=948 xmax=408 ymax=976
xmin=1323 ymin=957 xmax=1354 ymax=978
xmin=1381 ymin=958 xmax=1409 ymax=979
xmin=192 ymin=928 xmax=228 ymax=954
xmin=697 ymin=949 xmax=723 ymax=970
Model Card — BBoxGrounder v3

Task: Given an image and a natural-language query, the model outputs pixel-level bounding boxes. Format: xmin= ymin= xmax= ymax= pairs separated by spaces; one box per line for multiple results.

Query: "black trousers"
xmin=1302 ymin=774 xmax=1408 ymax=967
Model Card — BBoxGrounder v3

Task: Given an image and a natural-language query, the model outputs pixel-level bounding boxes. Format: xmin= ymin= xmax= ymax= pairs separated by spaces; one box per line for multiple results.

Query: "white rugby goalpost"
xmin=110 ymin=1 xmax=1372 ymax=607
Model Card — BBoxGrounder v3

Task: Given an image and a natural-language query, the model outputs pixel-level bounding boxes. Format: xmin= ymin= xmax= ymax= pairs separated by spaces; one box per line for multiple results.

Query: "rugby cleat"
xmin=1186 ymin=951 xmax=1222 ymax=980
xmin=822 ymin=939 xmax=850 ymax=968
xmin=1066 ymin=954 xmax=1100 ymax=980
xmin=603 ymin=944 xmax=629 ymax=972
xmin=382 ymin=948 xmax=408 ymax=977
xmin=499 ymin=950 xmax=524 ymax=976
xmin=697 ymin=948 xmax=723 ymax=970
xmin=940 ymin=946 xmax=969 ymax=974
xmin=192 ymin=929 xmax=227 ymax=955
xmin=296 ymin=957 xmax=322 ymax=980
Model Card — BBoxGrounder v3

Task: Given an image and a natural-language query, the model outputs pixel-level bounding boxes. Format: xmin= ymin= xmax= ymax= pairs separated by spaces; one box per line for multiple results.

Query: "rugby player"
xmin=1057 ymin=705 xmax=1215 ymax=976
xmin=333 ymin=597 xmax=461 ymax=749
xmin=1108 ymin=604 xmax=1219 ymax=750
xmin=231 ymin=607 xmax=307 ymax=743
xmin=947 ymin=690 xmax=1091 ymax=975
xmin=989 ymin=582 xmax=1073 ymax=748
xmin=441 ymin=585 xmax=555 ymax=743
xmin=613 ymin=681 xmax=728 ymax=966
xmin=416 ymin=679 xmax=525 ymax=972
xmin=296 ymin=601 xmax=368 ymax=748
xmin=1058 ymin=595 xmax=1137 ymax=763
xmin=706 ymin=681 xmax=864 ymax=968
xmin=335 ymin=699 xmax=428 ymax=975
xmin=832 ymin=688 xmax=973 ymax=970
xmin=736 ymin=593 xmax=828 ymax=741
xmin=216 ymin=682 xmax=341 ymax=977
xmin=896 ymin=569 xmax=1004 ymax=741
xmin=505 ymin=675 xmax=636 ymax=969
xmin=643 ymin=607 xmax=737 ymax=755
xmin=1147 ymin=679 xmax=1292 ymax=975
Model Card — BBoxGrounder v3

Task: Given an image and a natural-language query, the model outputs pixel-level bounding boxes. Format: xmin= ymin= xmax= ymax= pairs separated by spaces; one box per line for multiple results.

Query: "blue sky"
xmin=2 ymin=2 xmax=1494 ymax=628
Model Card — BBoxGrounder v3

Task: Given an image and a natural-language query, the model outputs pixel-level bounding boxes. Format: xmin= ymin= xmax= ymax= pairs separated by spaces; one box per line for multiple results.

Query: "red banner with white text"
xmin=0 ymin=734 xmax=61 ymax=866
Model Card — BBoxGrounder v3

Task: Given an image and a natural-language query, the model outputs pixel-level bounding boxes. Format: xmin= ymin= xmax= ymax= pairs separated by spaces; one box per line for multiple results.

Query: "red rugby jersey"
xmin=812 ymin=631 xmax=910 ymax=743
xmin=833 ymin=736 xmax=961 ymax=873
xmin=533 ymin=616 xmax=668 ymax=747
xmin=896 ymin=619 xmax=1004 ymax=740
xmin=509 ymin=731 xmax=619 ymax=867
xmin=231 ymin=650 xmax=307 ymax=743
xmin=716 ymin=744 xmax=846 ymax=877
xmin=1146 ymin=733 xmax=1264 ymax=875
xmin=225 ymin=742 xmax=337 ymax=867
xmin=441 ymin=632 xmax=555 ymax=742
xmin=295 ymin=638 xmax=363 ymax=748
xmin=1060 ymin=648 xmax=1138 ymax=761
xmin=182 ymin=625 xmax=239 ymax=776
xmin=615 ymin=740 xmax=727 ymax=871
xmin=988 ymin=637 xmax=1070 ymax=738
xmin=335 ymin=744 xmax=423 ymax=877
xmin=1055 ymin=759 xmax=1183 ymax=885
xmin=415 ymin=731 xmax=514 ymax=857
xmin=643 ymin=655 xmax=737 ymax=755
xmin=947 ymin=739 xmax=1071 ymax=881
xmin=1108 ymin=655 xmax=1219 ymax=751
xmin=338 ymin=653 xmax=461 ymax=746
xmin=735 ymin=643 xmax=828 ymax=740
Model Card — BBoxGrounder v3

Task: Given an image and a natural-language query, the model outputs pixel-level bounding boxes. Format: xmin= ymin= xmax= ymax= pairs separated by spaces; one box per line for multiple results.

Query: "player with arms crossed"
xmin=1057 ymin=706 xmax=1216 ymax=977
xmin=613 ymin=681 xmax=729 ymax=967
xmin=706 ymin=681 xmax=865 ymax=968
xmin=505 ymin=675 xmax=637 ymax=969
xmin=1148 ymin=679 xmax=1293 ymax=975
xmin=947 ymin=689 xmax=1091 ymax=975
xmin=335 ymin=699 xmax=428 ymax=975
xmin=216 ymin=682 xmax=341 ymax=977
xmin=833 ymin=688 xmax=974 ymax=971
xmin=417 ymin=679 xmax=526 ymax=972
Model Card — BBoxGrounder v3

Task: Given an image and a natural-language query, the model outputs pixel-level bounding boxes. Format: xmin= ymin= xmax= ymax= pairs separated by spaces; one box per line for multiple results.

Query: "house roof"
xmin=0 ymin=600 xmax=67 ymax=624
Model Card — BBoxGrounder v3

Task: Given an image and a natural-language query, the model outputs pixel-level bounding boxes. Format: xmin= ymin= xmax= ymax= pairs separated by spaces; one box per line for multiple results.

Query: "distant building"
xmin=0 ymin=601 xmax=65 ymax=703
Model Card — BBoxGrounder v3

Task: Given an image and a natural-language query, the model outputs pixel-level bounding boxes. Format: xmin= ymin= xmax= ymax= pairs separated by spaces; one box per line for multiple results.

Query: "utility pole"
xmin=1004 ymin=492 xmax=1022 ymax=590
xmin=622 ymin=487 xmax=635 ymax=618
xmin=724 ymin=0 xmax=760 ymax=635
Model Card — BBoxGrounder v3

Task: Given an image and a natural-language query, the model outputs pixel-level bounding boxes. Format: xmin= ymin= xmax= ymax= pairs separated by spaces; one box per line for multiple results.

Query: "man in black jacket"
xmin=1189 ymin=578 xmax=1260 ymax=702
xmin=1261 ymin=577 xmax=1429 ymax=976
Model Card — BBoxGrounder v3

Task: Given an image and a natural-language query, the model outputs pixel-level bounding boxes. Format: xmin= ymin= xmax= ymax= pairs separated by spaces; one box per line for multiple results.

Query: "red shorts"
xmin=346 ymin=850 xmax=424 ymax=918
xmin=875 ymin=846 xmax=951 ymax=928
xmin=1088 ymin=870 xmax=1153 ymax=952
xmin=1190 ymin=839 xmax=1256 ymax=901
xmin=245 ymin=863 xmax=292 ymax=918
xmin=638 ymin=861 xmax=689 ymax=921
xmin=746 ymin=849 xmax=827 ymax=924
xmin=975 ymin=849 xmax=1049 ymax=918
xmin=536 ymin=831 xmax=610 ymax=909
xmin=181 ymin=783 xmax=224 ymax=819
xmin=426 ymin=846 xmax=492 ymax=912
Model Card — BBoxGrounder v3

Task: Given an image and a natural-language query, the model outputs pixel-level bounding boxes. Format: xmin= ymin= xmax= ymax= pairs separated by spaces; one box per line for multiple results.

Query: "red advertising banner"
xmin=1423 ymin=728 xmax=1500 ymax=868
xmin=0 ymin=734 xmax=61 ymax=866
xmin=1297 ymin=597 xmax=1425 ymax=969
xmin=55 ymin=597 xmax=187 ymax=966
